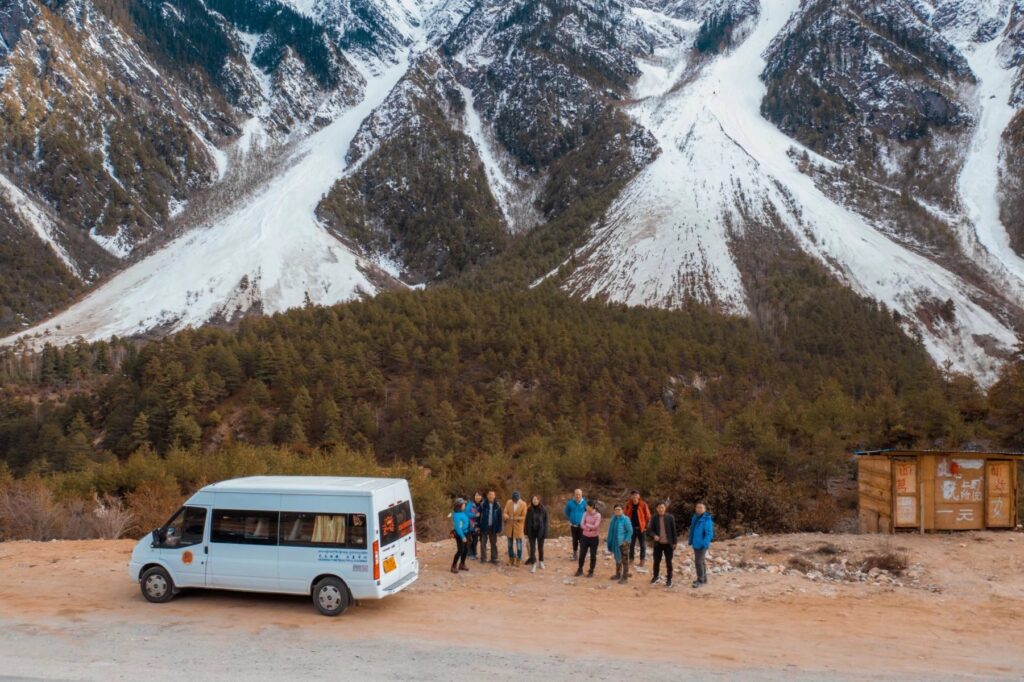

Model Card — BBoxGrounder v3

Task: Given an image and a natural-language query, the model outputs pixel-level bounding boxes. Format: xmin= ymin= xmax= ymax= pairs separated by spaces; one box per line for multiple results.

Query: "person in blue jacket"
xmin=687 ymin=501 xmax=714 ymax=588
xmin=563 ymin=489 xmax=587 ymax=561
xmin=451 ymin=498 xmax=471 ymax=574
xmin=606 ymin=503 xmax=633 ymax=584
xmin=477 ymin=490 xmax=503 ymax=564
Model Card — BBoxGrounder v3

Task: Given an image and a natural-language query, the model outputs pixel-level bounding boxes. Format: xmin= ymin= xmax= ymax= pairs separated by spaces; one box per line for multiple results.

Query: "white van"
xmin=128 ymin=476 xmax=418 ymax=616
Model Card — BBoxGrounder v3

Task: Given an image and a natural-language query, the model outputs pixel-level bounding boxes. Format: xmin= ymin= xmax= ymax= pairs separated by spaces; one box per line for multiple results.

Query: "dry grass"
xmin=860 ymin=549 xmax=909 ymax=575
xmin=816 ymin=542 xmax=841 ymax=555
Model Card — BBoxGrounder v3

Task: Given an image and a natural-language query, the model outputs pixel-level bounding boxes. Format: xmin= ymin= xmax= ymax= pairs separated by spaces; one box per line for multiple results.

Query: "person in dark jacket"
xmin=646 ymin=501 xmax=678 ymax=587
xmin=451 ymin=498 xmax=471 ymax=574
xmin=524 ymin=495 xmax=549 ymax=573
xmin=688 ymin=501 xmax=714 ymax=588
xmin=477 ymin=490 xmax=503 ymax=564
xmin=466 ymin=491 xmax=483 ymax=558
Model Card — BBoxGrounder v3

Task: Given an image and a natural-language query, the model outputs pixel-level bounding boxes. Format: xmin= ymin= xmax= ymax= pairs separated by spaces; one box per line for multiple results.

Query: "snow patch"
xmin=556 ymin=0 xmax=1019 ymax=382
xmin=0 ymin=173 xmax=80 ymax=278
xmin=4 ymin=53 xmax=418 ymax=347
xmin=188 ymin=123 xmax=229 ymax=181
xmin=168 ymin=198 xmax=188 ymax=220
xmin=456 ymin=82 xmax=521 ymax=231
xmin=88 ymin=225 xmax=134 ymax=259
xmin=952 ymin=14 xmax=1024 ymax=290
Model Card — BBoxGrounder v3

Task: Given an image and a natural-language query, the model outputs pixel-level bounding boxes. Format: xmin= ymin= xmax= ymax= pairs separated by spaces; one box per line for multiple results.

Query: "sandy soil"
xmin=1 ymin=531 xmax=1022 ymax=680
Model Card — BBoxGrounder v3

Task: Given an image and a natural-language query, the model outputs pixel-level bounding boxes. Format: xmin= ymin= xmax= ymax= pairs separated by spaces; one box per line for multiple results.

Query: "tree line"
xmin=1 ymin=287 xmax=1022 ymax=534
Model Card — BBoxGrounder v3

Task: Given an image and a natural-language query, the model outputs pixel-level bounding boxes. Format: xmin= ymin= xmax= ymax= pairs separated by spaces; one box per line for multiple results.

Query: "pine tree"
xmin=129 ymin=412 xmax=151 ymax=453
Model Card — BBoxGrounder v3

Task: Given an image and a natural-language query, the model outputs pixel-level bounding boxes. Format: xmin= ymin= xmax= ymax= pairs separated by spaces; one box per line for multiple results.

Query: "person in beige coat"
xmin=503 ymin=491 xmax=528 ymax=566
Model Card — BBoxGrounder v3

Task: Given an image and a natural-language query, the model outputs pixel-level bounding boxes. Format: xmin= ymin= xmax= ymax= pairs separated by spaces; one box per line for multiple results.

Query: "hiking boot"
xmin=666 ymin=578 xmax=673 ymax=588
xmin=451 ymin=565 xmax=459 ymax=574
xmin=586 ymin=570 xmax=594 ymax=578
xmin=574 ymin=568 xmax=584 ymax=577
xmin=489 ymin=559 xmax=499 ymax=565
xmin=539 ymin=561 xmax=545 ymax=569
xmin=530 ymin=563 xmax=537 ymax=574
xmin=650 ymin=575 xmax=660 ymax=585
xmin=459 ymin=562 xmax=469 ymax=571
xmin=691 ymin=580 xmax=701 ymax=588
xmin=524 ymin=557 xmax=535 ymax=566
xmin=619 ymin=573 xmax=629 ymax=585
xmin=610 ymin=566 xmax=621 ymax=581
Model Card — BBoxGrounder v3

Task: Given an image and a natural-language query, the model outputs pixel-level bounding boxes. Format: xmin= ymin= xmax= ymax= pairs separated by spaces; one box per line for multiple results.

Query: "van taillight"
xmin=373 ymin=540 xmax=380 ymax=581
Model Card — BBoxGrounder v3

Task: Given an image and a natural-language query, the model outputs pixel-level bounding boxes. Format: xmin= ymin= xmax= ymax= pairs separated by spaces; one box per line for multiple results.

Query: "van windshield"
xmin=378 ymin=501 xmax=413 ymax=547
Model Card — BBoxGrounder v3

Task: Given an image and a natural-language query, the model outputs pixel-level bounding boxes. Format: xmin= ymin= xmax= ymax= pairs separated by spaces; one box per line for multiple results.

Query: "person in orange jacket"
xmin=623 ymin=490 xmax=651 ymax=567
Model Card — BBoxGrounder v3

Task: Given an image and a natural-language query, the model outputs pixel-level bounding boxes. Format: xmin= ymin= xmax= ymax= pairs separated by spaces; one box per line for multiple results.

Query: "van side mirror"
xmin=151 ymin=528 xmax=163 ymax=546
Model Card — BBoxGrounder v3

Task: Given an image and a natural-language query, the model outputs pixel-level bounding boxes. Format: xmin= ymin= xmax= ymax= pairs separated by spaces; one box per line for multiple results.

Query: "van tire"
xmin=312 ymin=577 xmax=349 ymax=616
xmin=140 ymin=566 xmax=175 ymax=603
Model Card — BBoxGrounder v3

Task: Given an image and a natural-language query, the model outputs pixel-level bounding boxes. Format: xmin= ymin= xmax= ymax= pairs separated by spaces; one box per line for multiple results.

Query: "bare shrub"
xmin=795 ymin=496 xmax=843 ymax=532
xmin=788 ymin=555 xmax=815 ymax=572
xmin=0 ymin=479 xmax=62 ymax=541
xmin=0 ymin=481 xmax=134 ymax=540
xmin=672 ymin=451 xmax=798 ymax=534
xmin=90 ymin=494 xmax=134 ymax=539
xmin=60 ymin=497 xmax=95 ymax=540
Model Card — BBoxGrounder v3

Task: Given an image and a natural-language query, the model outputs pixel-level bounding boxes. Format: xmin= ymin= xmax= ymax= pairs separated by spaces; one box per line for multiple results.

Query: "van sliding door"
xmin=208 ymin=506 xmax=279 ymax=590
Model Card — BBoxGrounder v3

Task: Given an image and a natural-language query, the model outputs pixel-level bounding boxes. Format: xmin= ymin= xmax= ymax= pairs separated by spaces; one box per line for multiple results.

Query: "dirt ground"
xmin=1 ymin=531 xmax=1022 ymax=680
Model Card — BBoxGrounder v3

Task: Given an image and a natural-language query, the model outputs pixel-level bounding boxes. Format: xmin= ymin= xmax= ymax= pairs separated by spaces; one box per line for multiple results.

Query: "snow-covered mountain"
xmin=4 ymin=0 xmax=1024 ymax=384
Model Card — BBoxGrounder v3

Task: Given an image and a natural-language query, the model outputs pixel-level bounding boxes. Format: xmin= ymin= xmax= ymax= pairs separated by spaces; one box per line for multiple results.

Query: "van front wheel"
xmin=140 ymin=566 xmax=175 ymax=603
xmin=313 ymin=577 xmax=350 ymax=616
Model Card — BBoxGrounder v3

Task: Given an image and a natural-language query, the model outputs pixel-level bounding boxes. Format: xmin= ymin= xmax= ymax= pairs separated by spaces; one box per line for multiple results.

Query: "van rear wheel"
xmin=313 ymin=577 xmax=349 ymax=616
xmin=140 ymin=566 xmax=175 ymax=603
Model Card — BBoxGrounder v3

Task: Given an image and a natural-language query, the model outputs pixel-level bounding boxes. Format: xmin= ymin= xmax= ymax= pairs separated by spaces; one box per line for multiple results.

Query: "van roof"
xmin=199 ymin=476 xmax=406 ymax=496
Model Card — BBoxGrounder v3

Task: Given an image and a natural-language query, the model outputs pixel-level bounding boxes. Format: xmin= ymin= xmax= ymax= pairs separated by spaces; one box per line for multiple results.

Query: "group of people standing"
xmin=450 ymin=489 xmax=714 ymax=588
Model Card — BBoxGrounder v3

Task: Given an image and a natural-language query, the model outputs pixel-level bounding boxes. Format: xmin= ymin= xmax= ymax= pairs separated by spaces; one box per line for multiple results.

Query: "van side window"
xmin=211 ymin=510 xmax=278 ymax=545
xmin=161 ymin=506 xmax=207 ymax=548
xmin=279 ymin=513 xmax=367 ymax=549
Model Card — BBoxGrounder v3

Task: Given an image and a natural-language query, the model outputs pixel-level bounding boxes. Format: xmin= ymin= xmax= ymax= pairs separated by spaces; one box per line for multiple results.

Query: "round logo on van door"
xmin=182 ymin=551 xmax=194 ymax=565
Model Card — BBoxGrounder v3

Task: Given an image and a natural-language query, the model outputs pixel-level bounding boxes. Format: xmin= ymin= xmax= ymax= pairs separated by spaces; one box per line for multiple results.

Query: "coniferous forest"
xmin=2 ymin=285 xmax=1022 ymax=538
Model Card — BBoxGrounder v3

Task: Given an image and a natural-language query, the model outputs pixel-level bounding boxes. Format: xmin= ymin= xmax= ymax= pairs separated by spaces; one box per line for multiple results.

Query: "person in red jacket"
xmin=623 ymin=490 xmax=651 ymax=567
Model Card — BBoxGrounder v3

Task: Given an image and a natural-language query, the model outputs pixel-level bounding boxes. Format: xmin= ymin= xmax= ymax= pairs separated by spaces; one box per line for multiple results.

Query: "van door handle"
xmin=204 ymin=546 xmax=209 ymax=555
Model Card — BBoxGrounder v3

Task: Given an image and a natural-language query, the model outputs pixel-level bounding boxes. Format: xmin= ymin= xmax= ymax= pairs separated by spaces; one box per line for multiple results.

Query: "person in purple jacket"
xmin=574 ymin=499 xmax=601 ymax=578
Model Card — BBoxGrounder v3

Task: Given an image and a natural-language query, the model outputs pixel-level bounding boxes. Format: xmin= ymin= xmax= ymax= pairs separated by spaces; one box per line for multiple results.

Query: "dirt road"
xmin=1 ymin=532 xmax=1022 ymax=680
